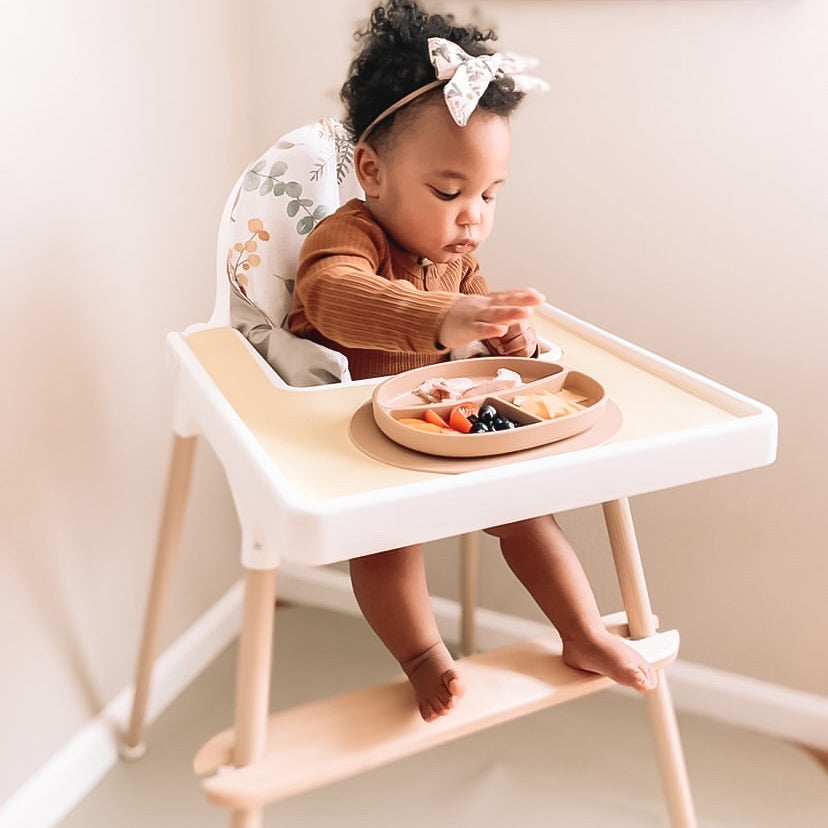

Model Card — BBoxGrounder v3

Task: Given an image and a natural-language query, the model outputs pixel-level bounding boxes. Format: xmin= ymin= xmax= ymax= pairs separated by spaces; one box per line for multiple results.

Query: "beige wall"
xmin=2 ymin=0 xmax=826 ymax=808
xmin=0 ymin=0 xmax=254 ymax=803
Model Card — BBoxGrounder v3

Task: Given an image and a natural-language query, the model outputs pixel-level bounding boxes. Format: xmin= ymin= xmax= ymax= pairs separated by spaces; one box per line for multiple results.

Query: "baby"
xmin=288 ymin=0 xmax=657 ymax=721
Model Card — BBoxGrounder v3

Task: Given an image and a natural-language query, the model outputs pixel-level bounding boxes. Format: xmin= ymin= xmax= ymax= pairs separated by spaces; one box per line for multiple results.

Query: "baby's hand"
xmin=439 ymin=288 xmax=544 ymax=350
xmin=483 ymin=318 xmax=539 ymax=358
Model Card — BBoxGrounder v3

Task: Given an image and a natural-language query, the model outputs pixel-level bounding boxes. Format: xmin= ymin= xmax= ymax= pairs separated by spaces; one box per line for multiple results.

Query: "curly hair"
xmin=341 ymin=0 xmax=524 ymax=145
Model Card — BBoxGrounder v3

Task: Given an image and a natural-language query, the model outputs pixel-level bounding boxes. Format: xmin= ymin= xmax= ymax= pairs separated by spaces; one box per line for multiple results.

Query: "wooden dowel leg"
xmin=231 ymin=809 xmax=263 ymax=828
xmin=602 ymin=497 xmax=697 ymax=828
xmin=230 ymin=565 xmax=278 ymax=828
xmin=645 ymin=672 xmax=696 ymax=828
xmin=122 ymin=434 xmax=197 ymax=758
xmin=460 ymin=532 xmax=479 ymax=656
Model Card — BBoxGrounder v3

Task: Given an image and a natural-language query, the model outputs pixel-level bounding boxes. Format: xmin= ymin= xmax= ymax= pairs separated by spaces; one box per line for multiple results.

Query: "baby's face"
xmin=367 ymin=103 xmax=511 ymax=264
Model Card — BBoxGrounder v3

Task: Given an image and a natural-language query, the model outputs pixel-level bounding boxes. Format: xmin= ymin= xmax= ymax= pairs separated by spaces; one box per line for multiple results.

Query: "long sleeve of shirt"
xmin=287 ymin=199 xmax=490 ymax=380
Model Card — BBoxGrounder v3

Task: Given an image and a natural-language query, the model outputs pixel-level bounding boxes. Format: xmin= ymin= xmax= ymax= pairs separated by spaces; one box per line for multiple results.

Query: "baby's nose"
xmin=458 ymin=204 xmax=481 ymax=226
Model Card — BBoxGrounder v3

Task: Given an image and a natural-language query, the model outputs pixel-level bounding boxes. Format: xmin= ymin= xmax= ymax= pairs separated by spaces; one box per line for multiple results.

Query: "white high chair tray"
xmin=175 ymin=304 xmax=776 ymax=568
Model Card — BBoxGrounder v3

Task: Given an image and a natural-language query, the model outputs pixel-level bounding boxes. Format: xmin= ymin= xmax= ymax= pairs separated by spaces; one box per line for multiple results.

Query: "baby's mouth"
xmin=445 ymin=239 xmax=476 ymax=254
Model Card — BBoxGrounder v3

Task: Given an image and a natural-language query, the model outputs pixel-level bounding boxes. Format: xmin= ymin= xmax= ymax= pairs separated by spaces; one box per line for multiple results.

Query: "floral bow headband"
xmin=358 ymin=36 xmax=548 ymax=143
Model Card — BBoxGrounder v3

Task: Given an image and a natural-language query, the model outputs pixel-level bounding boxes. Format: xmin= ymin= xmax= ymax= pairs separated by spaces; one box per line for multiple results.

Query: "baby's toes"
xmin=633 ymin=664 xmax=658 ymax=691
xmin=419 ymin=701 xmax=439 ymax=722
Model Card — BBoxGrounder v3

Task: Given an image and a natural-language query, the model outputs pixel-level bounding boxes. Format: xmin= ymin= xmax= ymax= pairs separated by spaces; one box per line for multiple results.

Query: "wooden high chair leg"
xmin=602 ymin=498 xmax=697 ymax=828
xmin=230 ymin=565 xmax=278 ymax=828
xmin=459 ymin=532 xmax=479 ymax=656
xmin=122 ymin=434 xmax=198 ymax=758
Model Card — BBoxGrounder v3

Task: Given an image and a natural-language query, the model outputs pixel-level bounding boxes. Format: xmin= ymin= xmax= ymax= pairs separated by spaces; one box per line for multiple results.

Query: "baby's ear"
xmin=354 ymin=143 xmax=382 ymax=196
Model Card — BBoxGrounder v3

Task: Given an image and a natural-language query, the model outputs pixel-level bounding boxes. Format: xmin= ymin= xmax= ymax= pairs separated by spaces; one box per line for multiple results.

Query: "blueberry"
xmin=477 ymin=403 xmax=497 ymax=423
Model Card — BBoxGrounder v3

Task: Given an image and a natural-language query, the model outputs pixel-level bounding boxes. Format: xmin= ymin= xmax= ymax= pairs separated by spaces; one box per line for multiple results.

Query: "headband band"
xmin=357 ymin=36 xmax=548 ymax=144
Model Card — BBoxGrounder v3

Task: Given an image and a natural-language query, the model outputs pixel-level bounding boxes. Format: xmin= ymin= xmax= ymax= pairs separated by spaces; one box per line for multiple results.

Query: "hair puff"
xmin=341 ymin=0 xmax=524 ymax=143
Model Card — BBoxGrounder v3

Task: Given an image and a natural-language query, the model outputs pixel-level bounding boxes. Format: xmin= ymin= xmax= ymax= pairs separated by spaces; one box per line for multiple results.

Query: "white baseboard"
xmin=665 ymin=659 xmax=828 ymax=752
xmin=0 ymin=581 xmax=244 ymax=828
xmin=4 ymin=566 xmax=827 ymax=828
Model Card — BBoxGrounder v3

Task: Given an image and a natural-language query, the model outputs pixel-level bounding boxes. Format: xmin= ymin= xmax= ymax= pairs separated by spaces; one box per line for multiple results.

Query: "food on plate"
xmin=462 ymin=368 xmax=523 ymax=398
xmin=413 ymin=368 xmax=522 ymax=403
xmin=414 ymin=376 xmax=474 ymax=403
xmin=395 ymin=417 xmax=446 ymax=433
xmin=396 ymin=401 xmax=523 ymax=435
xmin=512 ymin=389 xmax=588 ymax=419
xmin=448 ymin=403 xmax=479 ymax=434
xmin=423 ymin=408 xmax=452 ymax=429
xmin=472 ymin=402 xmax=517 ymax=432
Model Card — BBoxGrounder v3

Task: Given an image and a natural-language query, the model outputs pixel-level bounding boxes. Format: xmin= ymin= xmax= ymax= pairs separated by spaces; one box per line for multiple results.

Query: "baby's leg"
xmin=349 ymin=545 xmax=465 ymax=721
xmin=486 ymin=517 xmax=657 ymax=692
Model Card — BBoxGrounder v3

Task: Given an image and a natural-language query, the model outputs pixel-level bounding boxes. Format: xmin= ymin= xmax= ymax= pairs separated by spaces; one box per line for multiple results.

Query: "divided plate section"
xmin=372 ymin=357 xmax=607 ymax=458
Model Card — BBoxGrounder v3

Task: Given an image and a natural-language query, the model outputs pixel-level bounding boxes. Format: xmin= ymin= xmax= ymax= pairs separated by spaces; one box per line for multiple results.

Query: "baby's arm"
xmin=438 ymin=289 xmax=544 ymax=351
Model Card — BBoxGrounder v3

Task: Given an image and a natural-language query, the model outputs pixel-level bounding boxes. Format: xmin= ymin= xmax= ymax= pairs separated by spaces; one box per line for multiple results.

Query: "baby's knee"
xmin=349 ymin=545 xmax=416 ymax=574
xmin=484 ymin=514 xmax=553 ymax=540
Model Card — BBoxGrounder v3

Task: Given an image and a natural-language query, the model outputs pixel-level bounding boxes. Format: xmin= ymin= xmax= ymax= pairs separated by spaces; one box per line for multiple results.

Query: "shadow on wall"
xmin=3 ymin=229 xmax=165 ymax=718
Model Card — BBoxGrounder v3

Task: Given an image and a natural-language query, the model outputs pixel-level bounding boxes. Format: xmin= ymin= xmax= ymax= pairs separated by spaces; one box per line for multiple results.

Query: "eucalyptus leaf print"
xmin=241 ymin=159 xmax=332 ymax=235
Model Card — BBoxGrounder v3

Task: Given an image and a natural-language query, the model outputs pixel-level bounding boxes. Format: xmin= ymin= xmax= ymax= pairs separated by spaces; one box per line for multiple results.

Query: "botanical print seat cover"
xmin=221 ymin=118 xmax=363 ymax=386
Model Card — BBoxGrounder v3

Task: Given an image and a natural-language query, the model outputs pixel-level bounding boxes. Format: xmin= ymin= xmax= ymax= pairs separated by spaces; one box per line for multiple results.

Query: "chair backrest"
xmin=210 ymin=117 xmax=364 ymax=386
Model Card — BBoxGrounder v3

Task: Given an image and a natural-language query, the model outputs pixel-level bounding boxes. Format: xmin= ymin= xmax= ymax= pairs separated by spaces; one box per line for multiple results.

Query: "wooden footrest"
xmin=194 ymin=627 xmax=679 ymax=810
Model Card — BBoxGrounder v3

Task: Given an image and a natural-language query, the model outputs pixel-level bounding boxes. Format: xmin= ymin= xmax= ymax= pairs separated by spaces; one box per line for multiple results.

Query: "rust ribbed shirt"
xmin=287 ymin=199 xmax=490 ymax=380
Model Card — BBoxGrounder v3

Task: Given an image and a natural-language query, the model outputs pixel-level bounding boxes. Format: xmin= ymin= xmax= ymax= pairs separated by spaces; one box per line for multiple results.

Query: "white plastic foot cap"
xmin=118 ymin=740 xmax=147 ymax=761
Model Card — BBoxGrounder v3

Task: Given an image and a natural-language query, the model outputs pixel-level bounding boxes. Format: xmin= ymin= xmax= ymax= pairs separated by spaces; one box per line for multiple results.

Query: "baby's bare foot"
xmin=562 ymin=629 xmax=658 ymax=692
xmin=402 ymin=642 xmax=466 ymax=722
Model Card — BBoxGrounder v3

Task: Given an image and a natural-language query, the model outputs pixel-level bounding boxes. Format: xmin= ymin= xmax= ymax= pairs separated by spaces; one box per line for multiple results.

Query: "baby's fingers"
xmin=473 ymin=321 xmax=510 ymax=340
xmin=488 ymin=288 xmax=545 ymax=308
xmin=479 ymin=302 xmax=533 ymax=328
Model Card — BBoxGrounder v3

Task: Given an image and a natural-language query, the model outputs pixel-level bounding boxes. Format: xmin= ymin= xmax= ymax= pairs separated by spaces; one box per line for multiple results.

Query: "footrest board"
xmin=195 ymin=629 xmax=679 ymax=810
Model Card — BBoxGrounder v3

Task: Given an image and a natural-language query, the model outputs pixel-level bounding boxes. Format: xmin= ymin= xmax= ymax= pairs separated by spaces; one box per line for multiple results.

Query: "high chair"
xmin=122 ymin=118 xmax=777 ymax=828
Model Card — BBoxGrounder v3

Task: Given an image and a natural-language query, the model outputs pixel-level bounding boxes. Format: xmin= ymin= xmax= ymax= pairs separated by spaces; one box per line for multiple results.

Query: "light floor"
xmin=60 ymin=606 xmax=828 ymax=827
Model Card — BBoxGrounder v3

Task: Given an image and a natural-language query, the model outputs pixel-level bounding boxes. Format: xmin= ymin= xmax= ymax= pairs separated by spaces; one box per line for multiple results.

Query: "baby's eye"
xmin=482 ymin=193 xmax=496 ymax=204
xmin=429 ymin=186 xmax=459 ymax=201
